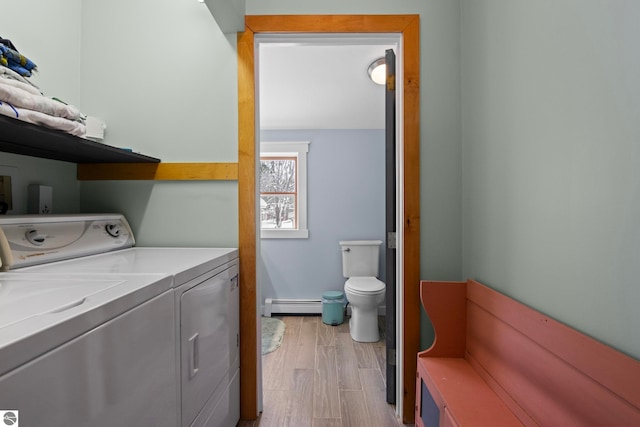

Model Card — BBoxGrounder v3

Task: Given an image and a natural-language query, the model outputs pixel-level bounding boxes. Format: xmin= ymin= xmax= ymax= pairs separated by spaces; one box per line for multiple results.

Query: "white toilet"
xmin=340 ymin=240 xmax=386 ymax=342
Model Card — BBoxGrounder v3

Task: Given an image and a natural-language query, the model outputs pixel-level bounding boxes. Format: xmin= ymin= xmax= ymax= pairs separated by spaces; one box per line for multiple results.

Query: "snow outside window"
xmin=260 ymin=141 xmax=309 ymax=239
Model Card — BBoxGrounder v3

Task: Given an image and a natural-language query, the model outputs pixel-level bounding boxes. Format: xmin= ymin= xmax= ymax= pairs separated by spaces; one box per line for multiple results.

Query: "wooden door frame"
xmin=238 ymin=15 xmax=420 ymax=423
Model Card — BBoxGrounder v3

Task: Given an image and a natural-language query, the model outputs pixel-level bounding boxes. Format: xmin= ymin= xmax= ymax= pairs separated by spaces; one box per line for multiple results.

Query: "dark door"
xmin=384 ymin=48 xmax=397 ymax=404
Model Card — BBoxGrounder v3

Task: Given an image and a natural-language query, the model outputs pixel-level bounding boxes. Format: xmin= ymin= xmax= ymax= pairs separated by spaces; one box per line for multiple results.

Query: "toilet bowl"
xmin=344 ymin=277 xmax=385 ymax=342
xmin=339 ymin=240 xmax=386 ymax=343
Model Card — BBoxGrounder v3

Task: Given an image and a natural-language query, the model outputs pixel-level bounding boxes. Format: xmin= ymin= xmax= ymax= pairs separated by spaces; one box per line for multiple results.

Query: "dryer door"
xmin=180 ymin=267 xmax=232 ymax=427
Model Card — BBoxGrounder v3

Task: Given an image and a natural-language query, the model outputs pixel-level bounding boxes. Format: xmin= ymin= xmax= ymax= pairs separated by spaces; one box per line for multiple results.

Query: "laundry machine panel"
xmin=180 ymin=265 xmax=236 ymax=427
xmin=0 ymin=290 xmax=177 ymax=427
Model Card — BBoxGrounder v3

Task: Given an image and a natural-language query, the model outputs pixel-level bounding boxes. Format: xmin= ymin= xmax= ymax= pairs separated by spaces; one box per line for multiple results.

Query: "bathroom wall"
xmin=260 ymin=129 xmax=385 ymax=303
xmin=461 ymin=0 xmax=640 ymax=359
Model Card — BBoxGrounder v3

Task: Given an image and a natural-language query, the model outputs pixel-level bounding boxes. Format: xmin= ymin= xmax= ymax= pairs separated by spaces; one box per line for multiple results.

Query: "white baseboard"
xmin=262 ymin=298 xmax=385 ymax=317
xmin=263 ymin=298 xmax=322 ymax=317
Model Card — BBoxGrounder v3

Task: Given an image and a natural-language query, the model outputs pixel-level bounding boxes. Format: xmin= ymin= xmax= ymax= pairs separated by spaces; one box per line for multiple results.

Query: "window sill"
xmin=260 ymin=229 xmax=309 ymax=239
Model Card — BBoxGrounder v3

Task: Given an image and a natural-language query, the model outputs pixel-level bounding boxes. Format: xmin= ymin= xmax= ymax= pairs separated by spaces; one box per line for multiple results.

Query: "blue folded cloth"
xmin=0 ymin=36 xmax=17 ymax=51
xmin=0 ymin=44 xmax=37 ymax=77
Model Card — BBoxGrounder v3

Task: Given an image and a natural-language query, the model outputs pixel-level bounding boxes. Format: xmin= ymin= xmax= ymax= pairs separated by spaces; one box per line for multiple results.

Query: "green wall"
xmin=461 ymin=0 xmax=640 ymax=359
xmin=2 ymin=0 xmax=82 ymax=214
xmin=78 ymin=0 xmax=240 ymax=246
xmin=0 ymin=153 xmax=80 ymax=214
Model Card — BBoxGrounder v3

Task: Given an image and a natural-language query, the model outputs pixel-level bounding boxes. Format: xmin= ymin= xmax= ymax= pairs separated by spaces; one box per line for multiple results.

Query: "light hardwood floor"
xmin=239 ymin=315 xmax=409 ymax=427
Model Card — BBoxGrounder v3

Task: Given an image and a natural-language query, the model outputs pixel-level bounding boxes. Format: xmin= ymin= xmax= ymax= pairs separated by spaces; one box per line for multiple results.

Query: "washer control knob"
xmin=105 ymin=223 xmax=122 ymax=238
xmin=25 ymin=229 xmax=46 ymax=246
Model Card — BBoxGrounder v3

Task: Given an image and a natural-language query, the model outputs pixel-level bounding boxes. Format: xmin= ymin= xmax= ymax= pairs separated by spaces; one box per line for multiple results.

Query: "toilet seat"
xmin=345 ymin=277 xmax=385 ymax=294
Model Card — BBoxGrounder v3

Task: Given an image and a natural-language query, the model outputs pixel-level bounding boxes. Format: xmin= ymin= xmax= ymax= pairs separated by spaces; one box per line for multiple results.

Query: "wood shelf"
xmin=76 ymin=162 xmax=238 ymax=180
xmin=0 ymin=115 xmax=160 ymax=163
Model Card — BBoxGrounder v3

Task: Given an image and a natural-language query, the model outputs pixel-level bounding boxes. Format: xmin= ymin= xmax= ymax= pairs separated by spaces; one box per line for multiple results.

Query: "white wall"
xmin=462 ymin=0 xmax=640 ymax=358
xmin=260 ymin=129 xmax=385 ymax=302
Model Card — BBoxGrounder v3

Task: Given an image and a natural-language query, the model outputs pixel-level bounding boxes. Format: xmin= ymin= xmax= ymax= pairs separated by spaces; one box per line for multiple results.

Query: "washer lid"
xmin=20 ymin=247 xmax=239 ymax=286
xmin=0 ymin=273 xmax=172 ymax=376
xmin=0 ymin=276 xmax=124 ymax=327
xmin=345 ymin=277 xmax=385 ymax=293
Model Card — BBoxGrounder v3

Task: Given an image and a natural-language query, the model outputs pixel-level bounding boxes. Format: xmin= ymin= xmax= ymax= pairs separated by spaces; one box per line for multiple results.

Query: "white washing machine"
xmin=0 ymin=214 xmax=240 ymax=427
xmin=0 ymin=273 xmax=177 ymax=426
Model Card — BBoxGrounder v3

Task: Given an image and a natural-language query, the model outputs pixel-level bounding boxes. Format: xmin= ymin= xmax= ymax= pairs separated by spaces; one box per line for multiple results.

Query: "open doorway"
xmin=256 ymin=33 xmax=398 ymax=420
xmin=237 ymin=15 xmax=420 ymax=424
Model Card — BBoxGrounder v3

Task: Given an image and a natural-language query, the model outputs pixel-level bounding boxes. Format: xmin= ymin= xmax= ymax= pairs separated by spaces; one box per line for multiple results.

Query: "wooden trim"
xmin=401 ymin=15 xmax=421 ymax=424
xmin=238 ymin=14 xmax=420 ymax=424
xmin=76 ymin=162 xmax=238 ymax=180
xmin=245 ymin=14 xmax=417 ymax=33
xmin=237 ymin=25 xmax=258 ymax=420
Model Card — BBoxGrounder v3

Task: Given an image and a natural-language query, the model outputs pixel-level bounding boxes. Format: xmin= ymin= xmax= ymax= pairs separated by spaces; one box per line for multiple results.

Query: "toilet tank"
xmin=339 ymin=240 xmax=382 ymax=277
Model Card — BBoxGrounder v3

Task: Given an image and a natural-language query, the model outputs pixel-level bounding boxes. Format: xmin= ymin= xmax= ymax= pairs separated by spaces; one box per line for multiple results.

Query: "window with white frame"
xmin=260 ymin=141 xmax=309 ymax=238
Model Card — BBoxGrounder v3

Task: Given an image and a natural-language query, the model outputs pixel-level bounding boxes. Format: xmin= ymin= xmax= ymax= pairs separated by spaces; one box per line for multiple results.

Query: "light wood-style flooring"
xmin=239 ymin=315 xmax=409 ymax=427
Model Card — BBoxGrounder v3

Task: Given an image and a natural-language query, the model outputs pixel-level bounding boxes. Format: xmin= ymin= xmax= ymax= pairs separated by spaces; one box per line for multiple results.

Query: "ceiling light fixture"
xmin=367 ymin=57 xmax=386 ymax=85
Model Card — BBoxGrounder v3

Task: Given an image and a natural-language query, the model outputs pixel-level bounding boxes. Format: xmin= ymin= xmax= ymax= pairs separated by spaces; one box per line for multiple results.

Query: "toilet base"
xmin=348 ymin=309 xmax=380 ymax=342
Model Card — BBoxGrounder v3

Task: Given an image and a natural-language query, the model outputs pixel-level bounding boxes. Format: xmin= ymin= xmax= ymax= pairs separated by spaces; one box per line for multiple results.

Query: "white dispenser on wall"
xmin=27 ymin=184 xmax=52 ymax=214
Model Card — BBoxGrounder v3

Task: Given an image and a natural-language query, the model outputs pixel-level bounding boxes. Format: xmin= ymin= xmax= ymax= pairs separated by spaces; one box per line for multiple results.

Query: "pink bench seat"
xmin=415 ymin=280 xmax=640 ymax=427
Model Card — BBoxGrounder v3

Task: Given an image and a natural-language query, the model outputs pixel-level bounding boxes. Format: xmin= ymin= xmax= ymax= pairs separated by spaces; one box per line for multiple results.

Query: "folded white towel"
xmin=0 ymin=80 xmax=83 ymax=121
xmin=0 ymin=75 xmax=41 ymax=96
xmin=0 ymin=101 xmax=86 ymax=137
xmin=0 ymin=66 xmax=40 ymax=91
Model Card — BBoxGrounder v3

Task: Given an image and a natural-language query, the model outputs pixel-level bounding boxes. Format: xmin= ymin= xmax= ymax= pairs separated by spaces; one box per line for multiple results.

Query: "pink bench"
xmin=415 ymin=280 xmax=640 ymax=427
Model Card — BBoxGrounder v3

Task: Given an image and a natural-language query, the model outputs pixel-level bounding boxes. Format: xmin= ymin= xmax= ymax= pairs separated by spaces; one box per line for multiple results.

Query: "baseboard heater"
xmin=262 ymin=298 xmax=385 ymax=317
xmin=263 ymin=298 xmax=322 ymax=317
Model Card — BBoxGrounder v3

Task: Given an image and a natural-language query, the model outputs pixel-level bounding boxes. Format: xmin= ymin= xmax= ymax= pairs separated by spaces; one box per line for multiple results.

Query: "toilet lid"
xmin=345 ymin=277 xmax=385 ymax=294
